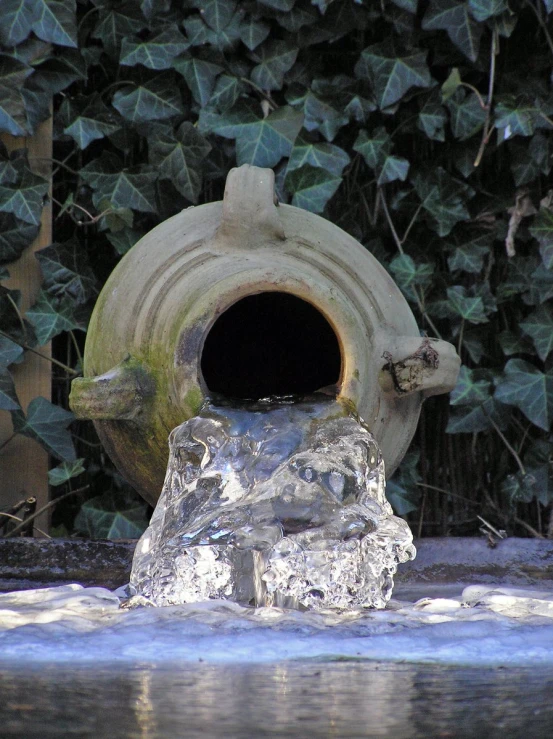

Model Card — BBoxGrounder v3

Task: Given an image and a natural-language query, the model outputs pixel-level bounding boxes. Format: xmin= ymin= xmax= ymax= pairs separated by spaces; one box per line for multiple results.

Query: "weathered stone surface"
xmin=0 ymin=538 xmax=134 ymax=592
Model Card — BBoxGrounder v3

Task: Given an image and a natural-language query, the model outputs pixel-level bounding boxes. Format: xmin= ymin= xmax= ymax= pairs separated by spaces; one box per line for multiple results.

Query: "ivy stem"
xmin=31 ymin=158 xmax=80 ymax=176
xmin=71 ymin=434 xmax=103 ymax=448
xmin=516 ymin=420 xmax=532 ymax=456
xmin=3 ymin=486 xmax=90 ymax=539
xmin=0 ymin=329 xmax=80 ymax=376
xmin=69 ymin=330 xmax=84 ymax=366
xmin=378 ymin=188 xmax=404 ymax=254
xmin=526 ymin=0 xmax=553 ymax=56
xmin=486 ymin=411 xmax=526 ymax=476
xmin=51 ymin=196 xmax=113 ymax=226
xmin=474 ymin=30 xmax=498 ymax=168
xmin=0 ymin=433 xmax=15 ymax=454
xmin=239 ymin=78 xmax=277 ymax=110
xmin=538 ymin=111 xmax=553 ymax=128
xmin=379 ymin=189 xmax=443 ymax=339
xmin=457 ymin=317 xmax=465 ymax=356
xmin=416 ymin=482 xmax=478 ymax=505
xmin=100 ymin=80 xmax=138 ymax=99
xmin=514 ymin=515 xmax=544 ymax=539
xmin=459 ymin=82 xmax=487 ymax=110
xmin=78 ymin=4 xmax=100 ymax=31
xmin=401 ymin=202 xmax=423 ymax=245
xmin=6 ymin=292 xmax=27 ymax=341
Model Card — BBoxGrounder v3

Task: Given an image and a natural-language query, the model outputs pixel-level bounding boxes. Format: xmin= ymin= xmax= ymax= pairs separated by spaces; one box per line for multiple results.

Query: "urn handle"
xmin=378 ymin=337 xmax=460 ymax=398
xmin=69 ymin=356 xmax=155 ymax=421
xmin=213 ymin=164 xmax=285 ymax=248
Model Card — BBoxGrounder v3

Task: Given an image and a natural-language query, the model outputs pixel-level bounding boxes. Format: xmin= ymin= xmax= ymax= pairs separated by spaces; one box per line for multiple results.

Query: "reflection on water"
xmin=1 ymin=661 xmax=552 ymax=738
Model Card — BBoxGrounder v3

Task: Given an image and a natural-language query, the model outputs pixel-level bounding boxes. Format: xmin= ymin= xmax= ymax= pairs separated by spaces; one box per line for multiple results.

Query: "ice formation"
xmin=2 ymin=583 xmax=553 ymax=667
xmin=129 ymin=396 xmax=415 ymax=610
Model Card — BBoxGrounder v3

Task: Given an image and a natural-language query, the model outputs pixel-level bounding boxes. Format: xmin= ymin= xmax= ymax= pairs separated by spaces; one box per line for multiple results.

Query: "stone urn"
xmin=70 ymin=165 xmax=460 ymax=505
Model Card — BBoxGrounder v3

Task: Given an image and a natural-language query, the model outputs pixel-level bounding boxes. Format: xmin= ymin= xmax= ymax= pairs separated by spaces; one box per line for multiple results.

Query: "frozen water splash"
xmin=130 ymin=396 xmax=415 ymax=610
xmin=3 ymin=583 xmax=553 ymax=667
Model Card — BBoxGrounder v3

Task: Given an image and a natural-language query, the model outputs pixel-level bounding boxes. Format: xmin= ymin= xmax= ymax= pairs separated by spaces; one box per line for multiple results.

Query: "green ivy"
xmin=1 ymin=0 xmax=553 ymax=538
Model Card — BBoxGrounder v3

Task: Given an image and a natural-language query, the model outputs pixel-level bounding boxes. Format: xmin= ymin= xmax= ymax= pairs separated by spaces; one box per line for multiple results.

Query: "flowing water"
xmin=129 ymin=396 xmax=415 ymax=610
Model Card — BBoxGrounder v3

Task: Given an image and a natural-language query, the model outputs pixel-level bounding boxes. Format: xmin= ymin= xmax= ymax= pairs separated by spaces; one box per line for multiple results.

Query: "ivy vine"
xmin=1 ymin=0 xmax=552 ymax=538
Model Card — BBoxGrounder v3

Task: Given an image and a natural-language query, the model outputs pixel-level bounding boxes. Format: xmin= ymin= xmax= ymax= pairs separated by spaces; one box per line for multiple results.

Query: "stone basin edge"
xmin=1 ymin=537 xmax=553 ymax=594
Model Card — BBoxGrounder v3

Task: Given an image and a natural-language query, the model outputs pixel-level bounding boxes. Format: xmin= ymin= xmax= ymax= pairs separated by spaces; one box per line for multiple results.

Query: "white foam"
xmin=1 ymin=583 xmax=553 ymax=667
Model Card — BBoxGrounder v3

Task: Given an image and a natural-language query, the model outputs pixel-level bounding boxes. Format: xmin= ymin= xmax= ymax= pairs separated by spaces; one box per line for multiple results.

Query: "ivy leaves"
xmin=62 ymin=93 xmax=120 ymax=149
xmin=203 ymin=102 xmax=303 ymax=167
xmin=0 ymin=154 xmax=48 ymax=225
xmin=355 ymin=43 xmax=432 ymax=109
xmin=80 ymin=154 xmax=158 ymax=212
xmin=495 ymin=360 xmax=553 ymax=431
xmin=354 ymin=127 xmax=409 ymax=185
xmin=0 ymin=336 xmax=23 ymax=411
xmin=0 ymin=0 xmax=552 ymax=526
xmin=0 ymin=56 xmax=33 ymax=136
xmin=112 ymin=73 xmax=184 ymax=123
xmin=413 ymin=168 xmax=473 ymax=236
xmin=12 ymin=397 xmax=76 ymax=461
xmin=149 ymin=122 xmax=211 ymax=202
xmin=0 ymin=0 xmax=77 ymax=48
xmin=423 ymin=0 xmax=482 ymax=62
xmin=120 ymin=26 xmax=188 ymax=70
xmin=250 ymin=40 xmax=298 ymax=91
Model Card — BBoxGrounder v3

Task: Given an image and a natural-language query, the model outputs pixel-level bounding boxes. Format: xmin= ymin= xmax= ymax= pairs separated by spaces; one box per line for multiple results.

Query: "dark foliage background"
xmin=1 ymin=0 xmax=552 ymax=539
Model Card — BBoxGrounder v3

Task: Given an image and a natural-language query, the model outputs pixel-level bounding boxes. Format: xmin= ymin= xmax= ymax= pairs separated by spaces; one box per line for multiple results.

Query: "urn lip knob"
xmin=212 ymin=164 xmax=286 ymax=249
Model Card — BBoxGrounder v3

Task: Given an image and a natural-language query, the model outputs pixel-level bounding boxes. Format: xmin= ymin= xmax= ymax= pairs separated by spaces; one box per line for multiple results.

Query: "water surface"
xmin=1 ymin=661 xmax=551 ymax=738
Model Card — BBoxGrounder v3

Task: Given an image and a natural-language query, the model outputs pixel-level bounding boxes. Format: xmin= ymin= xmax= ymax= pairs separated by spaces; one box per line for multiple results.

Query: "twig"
xmin=379 ymin=188 xmax=404 ymax=254
xmin=401 ymin=202 xmax=423 ymax=245
xmin=2 ymin=486 xmax=90 ymax=538
xmin=526 ymin=0 xmax=553 ymax=56
xmin=361 ymin=188 xmax=378 ymax=228
xmin=416 ymin=482 xmax=479 ymax=505
xmin=20 ymin=496 xmax=36 ymax=536
xmin=474 ymin=30 xmax=498 ymax=168
xmin=477 ymin=514 xmax=507 ymax=540
xmin=514 ymin=515 xmax=544 ymax=539
xmin=485 ymin=410 xmax=526 ymax=476
xmin=417 ymin=486 xmax=426 ymax=538
xmin=0 ymin=433 xmax=15 ymax=454
xmin=51 ymin=196 xmax=113 ymax=226
xmin=516 ymin=420 xmax=533 ymax=456
xmin=538 ymin=111 xmax=553 ymax=129
xmin=31 ymin=158 xmax=80 ymax=176
xmin=71 ymin=435 xmax=103 ymax=448
xmin=5 ymin=292 xmax=27 ymax=341
xmin=69 ymin=330 xmax=84 ymax=366
xmin=548 ymin=508 xmax=553 ymax=539
xmin=457 ymin=318 xmax=465 ymax=357
xmin=0 ymin=511 xmax=51 ymax=538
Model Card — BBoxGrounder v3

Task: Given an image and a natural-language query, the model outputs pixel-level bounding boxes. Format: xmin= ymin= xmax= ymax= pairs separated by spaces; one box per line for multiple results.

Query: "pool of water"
xmin=2 ymin=582 xmax=553 ymax=736
xmin=1 ymin=661 xmax=552 ymax=738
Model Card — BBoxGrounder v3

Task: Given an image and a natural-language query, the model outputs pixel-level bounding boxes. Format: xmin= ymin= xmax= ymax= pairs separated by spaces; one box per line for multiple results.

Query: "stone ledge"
xmin=1 ymin=537 xmax=553 ymax=593
xmin=0 ymin=538 xmax=134 ymax=592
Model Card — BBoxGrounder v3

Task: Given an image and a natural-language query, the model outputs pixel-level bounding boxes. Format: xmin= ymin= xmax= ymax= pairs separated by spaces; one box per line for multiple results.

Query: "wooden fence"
xmin=0 ymin=120 xmax=53 ymax=534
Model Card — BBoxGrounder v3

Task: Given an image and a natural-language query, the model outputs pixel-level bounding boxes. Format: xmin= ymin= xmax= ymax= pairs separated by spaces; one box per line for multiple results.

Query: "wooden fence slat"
xmin=0 ymin=117 xmax=53 ymax=535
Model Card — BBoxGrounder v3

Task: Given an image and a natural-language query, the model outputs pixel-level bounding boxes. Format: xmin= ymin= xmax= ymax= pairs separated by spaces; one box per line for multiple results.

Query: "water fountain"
xmin=69 ymin=164 xmax=460 ymax=610
xmin=3 ymin=166 xmax=553 ymax=737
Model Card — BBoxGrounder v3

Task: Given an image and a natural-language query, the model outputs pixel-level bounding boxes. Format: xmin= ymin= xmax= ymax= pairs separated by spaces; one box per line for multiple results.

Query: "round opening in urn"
xmin=201 ymin=292 xmax=342 ymax=400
